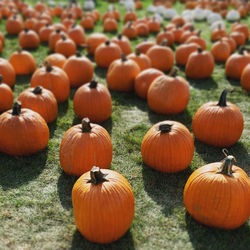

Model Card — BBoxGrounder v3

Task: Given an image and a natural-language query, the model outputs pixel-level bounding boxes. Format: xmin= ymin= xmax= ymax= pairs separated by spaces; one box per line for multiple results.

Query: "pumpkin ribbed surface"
xmin=72 ymin=167 xmax=134 ymax=243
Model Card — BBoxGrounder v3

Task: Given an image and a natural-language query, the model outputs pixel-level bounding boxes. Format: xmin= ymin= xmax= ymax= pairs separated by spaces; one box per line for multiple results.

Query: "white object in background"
xmin=48 ymin=0 xmax=56 ymax=7
xmin=207 ymin=13 xmax=222 ymax=24
xmin=164 ymin=8 xmax=177 ymax=20
xmin=153 ymin=13 xmax=163 ymax=24
xmin=147 ymin=5 xmax=156 ymax=13
xmin=124 ymin=1 xmax=135 ymax=11
xmin=182 ymin=10 xmax=193 ymax=23
xmin=83 ymin=0 xmax=95 ymax=11
xmin=210 ymin=20 xmax=226 ymax=31
xmin=193 ymin=8 xmax=206 ymax=21
xmin=156 ymin=6 xmax=166 ymax=16
xmin=226 ymin=10 xmax=240 ymax=22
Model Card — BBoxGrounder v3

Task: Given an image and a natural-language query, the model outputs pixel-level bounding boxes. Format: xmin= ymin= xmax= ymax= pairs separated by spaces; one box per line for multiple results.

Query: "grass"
xmin=0 ymin=1 xmax=250 ymax=249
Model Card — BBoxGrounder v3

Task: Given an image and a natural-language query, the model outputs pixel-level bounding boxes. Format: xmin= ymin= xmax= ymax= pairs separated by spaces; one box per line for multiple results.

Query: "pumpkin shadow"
xmin=187 ymin=77 xmax=218 ymax=90
xmin=58 ymin=100 xmax=69 ymax=117
xmin=147 ymin=109 xmax=193 ymax=130
xmin=226 ymin=77 xmax=241 ymax=86
xmin=48 ymin=119 xmax=57 ymax=138
xmin=0 ymin=148 xmax=48 ymax=190
xmin=72 ymin=115 xmax=81 ymax=126
xmin=70 ymin=88 xmax=77 ymax=100
xmin=94 ymin=66 xmax=108 ymax=79
xmin=194 ymin=140 xmax=250 ymax=175
xmin=185 ymin=212 xmax=250 ymax=250
xmin=14 ymin=74 xmax=32 ymax=87
xmin=71 ymin=228 xmax=135 ymax=250
xmin=57 ymin=171 xmax=77 ymax=210
xmin=142 ymin=164 xmax=193 ymax=216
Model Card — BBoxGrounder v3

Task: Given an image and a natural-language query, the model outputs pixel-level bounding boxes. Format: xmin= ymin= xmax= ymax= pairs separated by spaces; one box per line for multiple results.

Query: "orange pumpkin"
xmin=184 ymin=152 xmax=250 ymax=229
xmin=192 ymin=90 xmax=244 ymax=147
xmin=185 ymin=47 xmax=214 ymax=79
xmin=44 ymin=53 xmax=67 ymax=69
xmin=232 ymin=23 xmax=249 ymax=40
xmin=122 ymin=21 xmax=137 ymax=39
xmin=30 ymin=61 xmax=70 ymax=102
xmin=124 ymin=11 xmax=137 ymax=23
xmin=135 ymin=40 xmax=155 ymax=54
xmin=85 ymin=33 xmax=108 ymax=55
xmin=185 ymin=30 xmax=207 ymax=50
xmin=0 ymin=75 xmax=13 ymax=112
xmin=148 ymin=17 xmax=161 ymax=33
xmin=39 ymin=23 xmax=55 ymax=43
xmin=55 ymin=35 xmax=76 ymax=57
xmin=6 ymin=14 xmax=23 ymax=35
xmin=111 ymin=34 xmax=132 ymax=55
xmin=221 ymin=37 xmax=237 ymax=54
xmin=107 ymin=54 xmax=140 ymax=92
xmin=72 ymin=166 xmax=134 ymax=243
xmin=156 ymin=28 xmax=175 ymax=47
xmin=0 ymin=58 xmax=16 ymax=87
xmin=103 ymin=18 xmax=118 ymax=32
xmin=48 ymin=29 xmax=68 ymax=51
xmin=18 ymin=86 xmax=58 ymax=123
xmin=127 ymin=48 xmax=151 ymax=71
xmin=141 ymin=120 xmax=194 ymax=172
xmin=241 ymin=64 xmax=250 ymax=91
xmin=0 ymin=101 xmax=49 ymax=156
xmin=211 ymin=40 xmax=231 ymax=62
xmin=68 ymin=23 xmax=85 ymax=46
xmin=60 ymin=118 xmax=113 ymax=176
xmin=63 ymin=52 xmax=94 ymax=88
xmin=147 ymin=69 xmax=190 ymax=114
xmin=9 ymin=48 xmax=36 ymax=75
xmin=134 ymin=68 xmax=164 ymax=99
xmin=211 ymin=25 xmax=227 ymax=42
xmin=19 ymin=28 xmax=40 ymax=49
xmin=230 ymin=31 xmax=246 ymax=47
xmin=80 ymin=15 xmax=94 ymax=30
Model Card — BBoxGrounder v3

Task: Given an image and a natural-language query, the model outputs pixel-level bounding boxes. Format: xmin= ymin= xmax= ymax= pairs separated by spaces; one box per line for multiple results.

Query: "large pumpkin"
xmin=72 ymin=166 xmax=134 ymax=244
xmin=184 ymin=152 xmax=250 ymax=229
xmin=192 ymin=90 xmax=244 ymax=147
xmin=141 ymin=120 xmax=194 ymax=173
xmin=0 ymin=101 xmax=49 ymax=156
xmin=30 ymin=61 xmax=70 ymax=102
xmin=147 ymin=69 xmax=190 ymax=114
xmin=73 ymin=79 xmax=112 ymax=122
xmin=60 ymin=118 xmax=112 ymax=176
xmin=18 ymin=86 xmax=58 ymax=123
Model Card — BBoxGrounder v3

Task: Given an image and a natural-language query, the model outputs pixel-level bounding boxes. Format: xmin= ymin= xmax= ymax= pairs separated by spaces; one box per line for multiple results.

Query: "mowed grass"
xmin=0 ymin=1 xmax=250 ymax=249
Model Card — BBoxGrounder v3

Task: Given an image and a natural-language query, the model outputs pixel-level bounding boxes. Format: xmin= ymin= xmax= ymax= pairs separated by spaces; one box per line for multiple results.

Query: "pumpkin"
xmin=147 ymin=69 xmax=190 ymax=114
xmin=146 ymin=40 xmax=174 ymax=72
xmin=135 ymin=40 xmax=155 ymax=54
xmin=232 ymin=23 xmax=249 ymax=40
xmin=111 ymin=34 xmax=132 ymax=55
xmin=102 ymin=11 xmax=115 ymax=22
xmin=85 ymin=33 xmax=108 ymax=55
xmin=184 ymin=152 xmax=250 ymax=229
xmin=185 ymin=30 xmax=207 ymax=50
xmin=0 ymin=75 xmax=13 ymax=112
xmin=39 ymin=23 xmax=55 ymax=42
xmin=53 ymin=23 xmax=68 ymax=33
xmin=185 ymin=47 xmax=214 ymax=79
xmin=124 ymin=11 xmax=137 ymax=23
xmin=122 ymin=21 xmax=137 ymax=39
xmin=62 ymin=14 xmax=75 ymax=30
xmin=18 ymin=86 xmax=58 ymax=123
xmin=44 ymin=53 xmax=67 ymax=69
xmin=221 ymin=37 xmax=237 ymax=54
xmin=19 ymin=28 xmax=40 ymax=49
xmin=60 ymin=118 xmax=112 ymax=176
xmin=175 ymin=42 xmax=199 ymax=66
xmin=107 ymin=54 xmax=140 ymax=92
xmin=0 ymin=31 xmax=5 ymax=45
xmin=241 ymin=64 xmax=250 ymax=91
xmin=34 ymin=18 xmax=48 ymax=33
xmin=95 ymin=40 xmax=122 ymax=68
xmin=80 ymin=15 xmax=94 ymax=30
xmin=192 ymin=90 xmax=244 ymax=147
xmin=68 ymin=23 xmax=85 ymax=46
xmin=48 ymin=29 xmax=68 ymax=51
xmin=63 ymin=52 xmax=94 ymax=88
xmin=134 ymin=68 xmax=164 ymax=99
xmin=172 ymin=26 xmax=184 ymax=44
xmin=73 ymin=79 xmax=112 ymax=122
xmin=148 ymin=16 xmax=161 ymax=33
xmin=225 ymin=47 xmax=250 ymax=79
xmin=30 ymin=61 xmax=70 ymax=102
xmin=230 ymin=31 xmax=246 ymax=47
xmin=55 ymin=35 xmax=76 ymax=57
xmin=211 ymin=24 xmax=227 ymax=42
xmin=103 ymin=18 xmax=118 ymax=32
xmin=135 ymin=22 xmax=149 ymax=37
xmin=156 ymin=28 xmax=175 ymax=47
xmin=6 ymin=14 xmax=23 ymax=35
xmin=0 ymin=101 xmax=49 ymax=156
xmin=0 ymin=58 xmax=16 ymax=87
xmin=171 ymin=16 xmax=186 ymax=26
xmin=127 ymin=48 xmax=151 ymax=71
xmin=141 ymin=120 xmax=194 ymax=173
xmin=180 ymin=26 xmax=198 ymax=44
xmin=9 ymin=48 xmax=36 ymax=75
xmin=72 ymin=166 xmax=134 ymax=243
xmin=211 ymin=40 xmax=231 ymax=62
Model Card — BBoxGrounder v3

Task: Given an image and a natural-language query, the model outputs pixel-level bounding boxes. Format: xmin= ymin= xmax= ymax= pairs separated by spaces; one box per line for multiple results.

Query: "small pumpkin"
xmin=95 ymin=40 xmax=122 ymax=68
xmin=127 ymin=48 xmax=151 ymax=71
xmin=147 ymin=69 xmax=190 ymax=114
xmin=211 ymin=40 xmax=231 ymax=62
xmin=185 ymin=30 xmax=207 ymax=50
xmin=111 ymin=34 xmax=132 ymax=55
xmin=63 ymin=52 xmax=94 ymax=88
xmin=19 ymin=28 xmax=40 ymax=49
xmin=68 ymin=23 xmax=86 ymax=46
xmin=48 ymin=29 xmax=68 ymax=52
xmin=156 ymin=28 xmax=175 ymax=47
xmin=192 ymin=90 xmax=244 ymax=147
xmin=0 ymin=75 xmax=13 ymax=112
xmin=141 ymin=120 xmax=194 ymax=173
xmin=18 ymin=86 xmax=58 ymax=123
xmin=211 ymin=24 xmax=227 ymax=42
xmin=72 ymin=166 xmax=134 ymax=243
xmin=135 ymin=40 xmax=155 ymax=54
xmin=134 ymin=68 xmax=164 ymax=99
xmin=232 ymin=23 xmax=249 ymax=40
xmin=186 ymin=47 xmax=214 ymax=79
xmin=80 ymin=15 xmax=94 ymax=30
xmin=55 ymin=34 xmax=76 ymax=57
xmin=135 ymin=22 xmax=149 ymax=37
xmin=73 ymin=79 xmax=112 ymax=122
xmin=122 ymin=21 xmax=137 ymax=40
xmin=60 ymin=118 xmax=113 ymax=176
xmin=221 ymin=37 xmax=237 ymax=54
xmin=103 ymin=18 xmax=118 ymax=32
xmin=124 ymin=11 xmax=137 ymax=23
xmin=30 ymin=61 xmax=70 ymax=102
xmin=39 ymin=23 xmax=55 ymax=43
xmin=85 ymin=33 xmax=108 ymax=55
xmin=9 ymin=48 xmax=36 ymax=75
xmin=0 ymin=101 xmax=49 ymax=156
xmin=6 ymin=14 xmax=23 ymax=35
xmin=230 ymin=31 xmax=246 ymax=47
xmin=44 ymin=53 xmax=67 ymax=69
xmin=0 ymin=58 xmax=16 ymax=87
xmin=107 ymin=54 xmax=140 ymax=92
xmin=241 ymin=64 xmax=250 ymax=91
xmin=184 ymin=152 xmax=250 ymax=229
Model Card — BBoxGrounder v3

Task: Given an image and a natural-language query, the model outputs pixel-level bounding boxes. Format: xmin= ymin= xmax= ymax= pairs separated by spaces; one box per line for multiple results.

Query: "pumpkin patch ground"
xmin=0 ymin=0 xmax=250 ymax=249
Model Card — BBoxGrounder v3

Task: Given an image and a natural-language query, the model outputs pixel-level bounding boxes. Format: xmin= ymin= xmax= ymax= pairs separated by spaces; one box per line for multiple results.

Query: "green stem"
xmin=87 ymin=166 xmax=108 ymax=185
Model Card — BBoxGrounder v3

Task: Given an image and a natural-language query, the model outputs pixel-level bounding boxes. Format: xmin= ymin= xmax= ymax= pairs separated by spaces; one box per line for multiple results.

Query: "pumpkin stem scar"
xmin=159 ymin=124 xmax=172 ymax=133
xmin=217 ymin=155 xmax=237 ymax=176
xmin=87 ymin=166 xmax=109 ymax=185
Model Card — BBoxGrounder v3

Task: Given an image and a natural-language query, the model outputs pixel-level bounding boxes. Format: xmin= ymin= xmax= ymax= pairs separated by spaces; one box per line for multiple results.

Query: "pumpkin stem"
xmin=12 ymin=101 xmax=22 ymax=116
xmin=89 ymin=79 xmax=98 ymax=88
xmin=17 ymin=47 xmax=23 ymax=53
xmin=76 ymin=51 xmax=82 ymax=57
xmin=238 ymin=46 xmax=245 ymax=55
xmin=56 ymin=28 xmax=61 ymax=33
xmin=61 ymin=34 xmax=66 ymax=41
xmin=217 ymin=155 xmax=236 ymax=176
xmin=24 ymin=28 xmax=29 ymax=33
xmin=161 ymin=39 xmax=168 ymax=46
xmin=159 ymin=123 xmax=172 ymax=133
xmin=87 ymin=166 xmax=108 ymax=185
xmin=105 ymin=40 xmax=110 ymax=46
xmin=117 ymin=33 xmax=122 ymax=40
xmin=135 ymin=47 xmax=141 ymax=56
xmin=197 ymin=30 xmax=202 ymax=37
xmin=197 ymin=47 xmax=203 ymax=53
xmin=217 ymin=89 xmax=227 ymax=107
xmin=81 ymin=118 xmax=92 ymax=132
xmin=169 ymin=67 xmax=178 ymax=77
xmin=128 ymin=21 xmax=133 ymax=28
xmin=45 ymin=61 xmax=53 ymax=72
xmin=33 ymin=86 xmax=43 ymax=94
xmin=121 ymin=53 xmax=127 ymax=62
xmin=0 ymin=75 xmax=2 ymax=84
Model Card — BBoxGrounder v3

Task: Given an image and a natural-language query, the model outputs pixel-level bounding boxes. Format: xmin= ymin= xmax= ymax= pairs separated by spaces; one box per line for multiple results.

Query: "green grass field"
xmin=0 ymin=0 xmax=250 ymax=249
